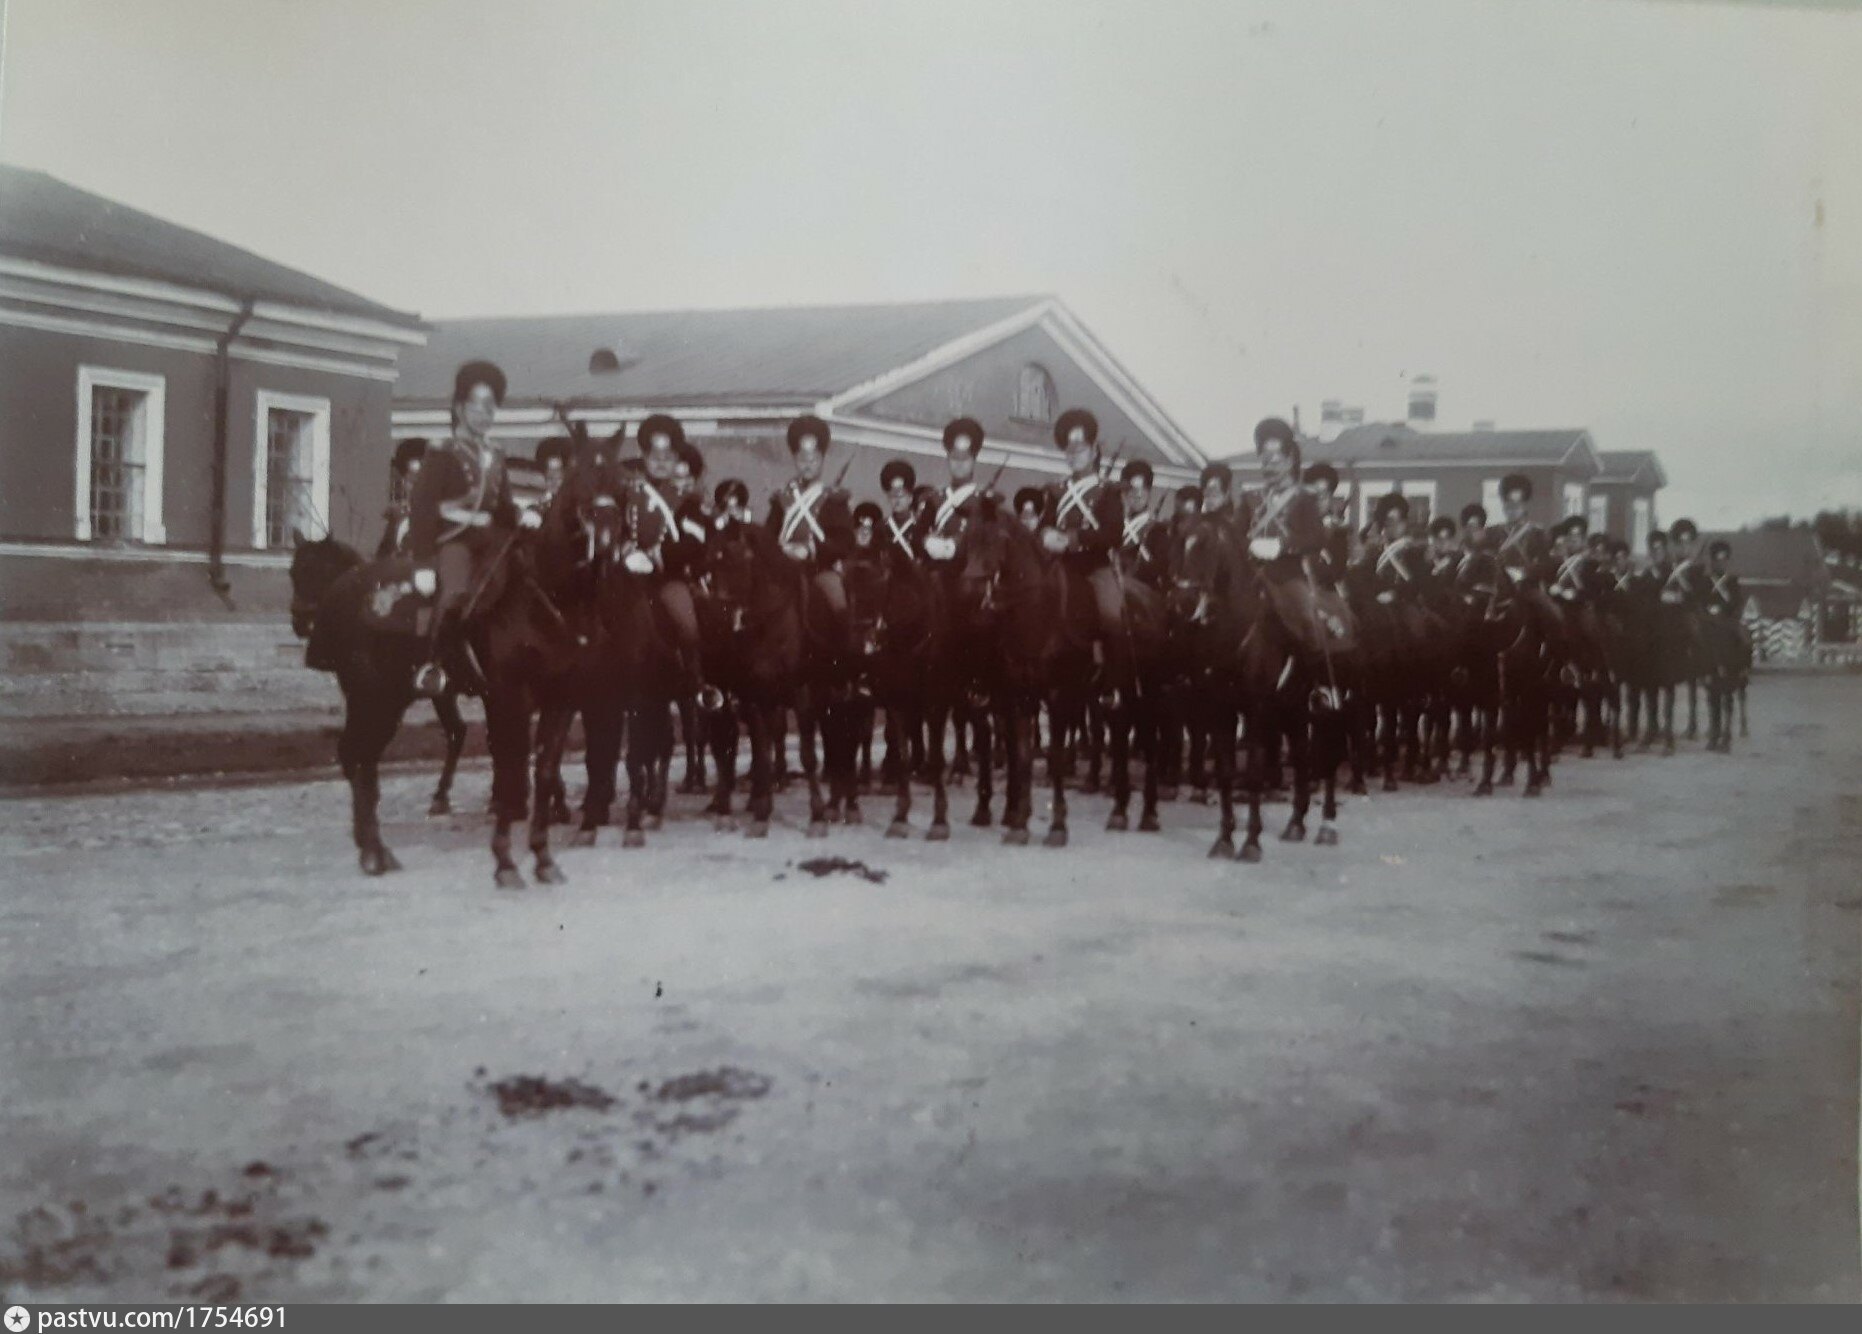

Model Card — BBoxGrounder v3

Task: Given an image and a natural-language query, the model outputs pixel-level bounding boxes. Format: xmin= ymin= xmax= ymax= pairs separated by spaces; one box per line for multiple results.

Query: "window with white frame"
xmin=1395 ymin=478 xmax=1436 ymax=527
xmin=1481 ymin=477 xmax=1505 ymax=524
xmin=1014 ymin=363 xmax=1057 ymax=424
xmin=1562 ymin=481 xmax=1586 ymax=520
xmin=1588 ymin=492 xmax=1609 ymax=535
xmin=76 ymin=366 xmax=167 ymax=545
xmin=253 ymin=390 xmax=332 ymax=549
xmin=1632 ymin=496 xmax=1653 ymax=551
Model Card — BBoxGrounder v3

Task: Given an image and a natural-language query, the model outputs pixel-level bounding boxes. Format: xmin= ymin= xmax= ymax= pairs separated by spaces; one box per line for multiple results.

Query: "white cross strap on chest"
xmin=1554 ymin=553 xmax=1587 ymax=589
xmin=642 ymin=484 xmax=680 ymax=538
xmin=1249 ymin=485 xmax=1297 ymax=540
xmin=779 ymin=483 xmax=826 ymax=545
xmin=1711 ymin=572 xmax=1735 ymax=602
xmin=935 ymin=484 xmax=976 ymax=535
xmin=887 ymin=515 xmax=915 ymax=554
xmin=681 ymin=517 xmax=708 ymax=542
xmin=1123 ymin=512 xmax=1150 ymax=546
xmin=1376 ymin=539 xmax=1414 ymax=581
xmin=1498 ymin=522 xmax=1533 ymax=556
xmin=1056 ymin=477 xmax=1100 ymax=530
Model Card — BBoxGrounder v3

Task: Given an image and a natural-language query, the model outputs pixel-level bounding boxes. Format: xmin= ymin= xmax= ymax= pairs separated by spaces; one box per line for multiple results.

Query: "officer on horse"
xmin=879 ymin=459 xmax=922 ymax=558
xmin=769 ymin=414 xmax=855 ymax=625
xmin=377 ymin=436 xmax=428 ymax=558
xmin=1117 ymin=460 xmax=1169 ymax=590
xmin=409 ymin=360 xmax=541 ymax=698
xmin=1038 ymin=408 xmax=1127 ymax=682
xmin=921 ymin=417 xmax=991 ymax=567
xmin=627 ymin=414 xmax=713 ymax=705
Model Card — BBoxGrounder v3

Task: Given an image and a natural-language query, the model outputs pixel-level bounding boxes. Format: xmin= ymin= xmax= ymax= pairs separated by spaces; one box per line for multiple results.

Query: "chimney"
xmin=1406 ymin=374 xmax=1438 ymax=425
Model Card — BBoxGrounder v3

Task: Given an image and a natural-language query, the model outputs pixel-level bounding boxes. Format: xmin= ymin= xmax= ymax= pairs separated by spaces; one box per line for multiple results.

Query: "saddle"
xmin=1263 ymin=570 xmax=1357 ymax=662
xmin=354 ymin=555 xmax=434 ymax=639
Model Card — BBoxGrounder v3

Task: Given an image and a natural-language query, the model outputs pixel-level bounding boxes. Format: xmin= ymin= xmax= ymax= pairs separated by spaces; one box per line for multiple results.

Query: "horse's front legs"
xmin=341 ymin=691 xmax=407 ymax=875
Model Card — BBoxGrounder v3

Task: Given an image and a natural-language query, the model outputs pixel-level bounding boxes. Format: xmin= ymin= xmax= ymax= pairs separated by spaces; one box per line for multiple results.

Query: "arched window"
xmin=1015 ymin=363 xmax=1057 ymax=424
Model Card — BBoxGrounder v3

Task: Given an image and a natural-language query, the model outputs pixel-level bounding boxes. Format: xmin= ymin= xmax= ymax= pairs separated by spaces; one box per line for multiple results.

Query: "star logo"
xmin=6 ymin=1305 xmax=32 ymax=1333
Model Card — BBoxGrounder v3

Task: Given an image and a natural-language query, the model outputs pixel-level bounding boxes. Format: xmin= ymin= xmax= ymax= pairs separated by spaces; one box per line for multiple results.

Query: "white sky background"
xmin=2 ymin=0 xmax=1857 ymax=525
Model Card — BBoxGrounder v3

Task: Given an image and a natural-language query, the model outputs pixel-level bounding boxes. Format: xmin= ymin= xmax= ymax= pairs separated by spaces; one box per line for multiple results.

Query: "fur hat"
xmin=942 ymin=417 xmax=984 ymax=456
xmin=637 ymin=414 xmax=685 ymax=453
xmin=1121 ymin=459 xmax=1155 ymax=489
xmin=1500 ymin=473 xmax=1532 ymax=503
xmin=786 ymin=415 xmax=830 ymax=456
xmin=392 ymin=437 xmax=429 ymax=473
xmin=1053 ymin=408 xmax=1099 ymax=450
xmin=880 ymin=459 xmax=917 ymax=493
xmin=451 ymin=360 xmax=507 ymax=407
xmin=534 ymin=436 xmax=573 ymax=471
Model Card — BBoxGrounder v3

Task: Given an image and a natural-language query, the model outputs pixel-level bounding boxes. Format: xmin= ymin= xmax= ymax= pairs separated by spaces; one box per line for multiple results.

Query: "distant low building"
xmin=391 ymin=295 xmax=1208 ymax=504
xmin=1226 ymin=422 xmax=1661 ymax=540
xmin=1706 ymin=527 xmax=1854 ymax=663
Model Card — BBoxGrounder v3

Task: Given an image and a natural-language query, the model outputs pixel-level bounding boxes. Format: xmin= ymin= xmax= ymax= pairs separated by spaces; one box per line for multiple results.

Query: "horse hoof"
xmin=571 ymin=828 xmax=597 ymax=848
xmin=970 ymin=807 xmax=993 ymax=829
xmin=1139 ymin=812 xmax=1161 ymax=833
xmin=807 ymin=821 xmax=829 ymax=839
xmin=713 ymin=816 xmax=739 ymax=833
xmin=495 ymin=867 xmax=527 ymax=891
xmin=535 ymin=862 xmax=567 ymax=886
xmin=824 ymin=808 xmax=842 ymax=825
xmin=1002 ymin=828 xmax=1030 ymax=847
xmin=1192 ymin=789 xmax=1211 ymax=806
xmin=1160 ymin=785 xmax=1180 ymax=802
xmin=1662 ymin=743 xmax=1676 ymax=757
xmin=1281 ymin=823 xmax=1306 ymax=843
xmin=1208 ymin=837 xmax=1235 ymax=860
xmin=1314 ymin=824 xmax=1339 ymax=847
xmin=1347 ymin=781 xmax=1368 ymax=796
xmin=643 ymin=814 xmax=663 ymax=832
xmin=886 ymin=821 xmax=910 ymax=840
xmin=359 ymin=848 xmax=388 ymax=877
xmin=1523 ymin=784 xmax=1543 ymax=799
xmin=1473 ymin=782 xmax=1494 ymax=797
xmin=1081 ymin=779 xmax=1101 ymax=796
xmin=844 ymin=806 xmax=864 ymax=827
xmin=746 ymin=821 xmax=770 ymax=839
xmin=1381 ymin=778 xmax=1399 ymax=794
xmin=1238 ymin=841 xmax=1263 ymax=864
xmin=1106 ymin=812 xmax=1129 ymax=832
xmin=679 ymin=778 xmax=707 ymax=796
xmin=428 ymin=798 xmax=452 ymax=817
xmin=622 ymin=829 xmax=646 ymax=849
xmin=1044 ymin=828 xmax=1069 ymax=848
xmin=927 ymin=822 xmax=951 ymax=842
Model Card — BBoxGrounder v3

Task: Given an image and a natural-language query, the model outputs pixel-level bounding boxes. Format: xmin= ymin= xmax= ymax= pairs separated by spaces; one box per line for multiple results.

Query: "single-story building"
xmin=391 ymin=295 xmax=1208 ymax=505
xmin=1704 ymin=527 xmax=1849 ymax=663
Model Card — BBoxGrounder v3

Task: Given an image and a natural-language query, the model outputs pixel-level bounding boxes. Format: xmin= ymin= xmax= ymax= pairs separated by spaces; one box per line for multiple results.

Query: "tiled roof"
xmin=0 ymin=165 xmax=422 ymax=327
xmin=1703 ymin=528 xmax=1831 ymax=597
xmin=1596 ymin=449 xmax=1667 ymax=486
xmin=393 ymin=295 xmax=1051 ymax=407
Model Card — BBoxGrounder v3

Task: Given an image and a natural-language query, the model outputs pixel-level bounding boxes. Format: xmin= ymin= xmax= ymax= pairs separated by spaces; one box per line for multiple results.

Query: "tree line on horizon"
xmin=1740 ymin=508 xmax=1862 ymax=560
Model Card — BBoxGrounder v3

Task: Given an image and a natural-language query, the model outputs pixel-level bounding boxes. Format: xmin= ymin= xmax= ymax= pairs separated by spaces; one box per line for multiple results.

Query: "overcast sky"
xmin=3 ymin=0 xmax=1857 ymax=524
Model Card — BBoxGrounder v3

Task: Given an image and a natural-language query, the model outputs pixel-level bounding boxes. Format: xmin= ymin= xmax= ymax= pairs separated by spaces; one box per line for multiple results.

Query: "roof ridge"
xmin=424 ymin=294 xmax=1054 ymax=325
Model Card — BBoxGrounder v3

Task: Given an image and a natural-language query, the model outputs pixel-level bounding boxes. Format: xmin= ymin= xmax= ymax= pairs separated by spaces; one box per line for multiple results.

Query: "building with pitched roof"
xmin=1 ymin=166 xmax=428 ymax=624
xmin=391 ymin=296 xmax=1207 ymax=504
xmin=1703 ymin=527 xmax=1855 ymax=662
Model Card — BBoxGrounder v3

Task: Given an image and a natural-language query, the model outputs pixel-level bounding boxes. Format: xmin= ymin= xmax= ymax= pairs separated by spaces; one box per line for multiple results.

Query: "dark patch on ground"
xmin=1511 ymin=949 xmax=1587 ymax=968
xmin=793 ymin=856 xmax=889 ymax=884
xmin=1542 ymin=930 xmax=1597 ymax=947
xmin=488 ymin=1075 xmax=619 ymax=1119
xmin=652 ymin=1067 xmax=772 ymax=1103
xmin=630 ymin=1067 xmax=773 ymax=1140
xmin=1713 ymin=883 xmax=1775 ymax=907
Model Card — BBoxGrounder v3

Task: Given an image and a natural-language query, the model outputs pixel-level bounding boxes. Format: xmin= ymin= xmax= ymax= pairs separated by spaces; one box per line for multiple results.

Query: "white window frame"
xmin=1562 ymin=481 xmax=1586 ymax=520
xmin=1587 ymin=492 xmax=1609 ymax=535
xmin=75 ymin=365 xmax=167 ymax=545
xmin=1631 ymin=496 xmax=1653 ymax=551
xmin=1396 ymin=478 xmax=1437 ymax=524
xmin=1481 ymin=477 xmax=1505 ymax=524
xmin=252 ymin=389 xmax=332 ymax=549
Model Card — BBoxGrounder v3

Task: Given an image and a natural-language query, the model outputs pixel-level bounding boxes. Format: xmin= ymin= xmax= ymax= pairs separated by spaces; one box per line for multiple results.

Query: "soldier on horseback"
xmin=1661 ymin=518 xmax=1708 ymax=608
xmin=409 ymin=360 xmax=538 ymax=699
xmin=1197 ymin=461 xmax=1240 ymax=542
xmin=921 ymin=418 xmax=991 ymax=567
xmin=1039 ymin=408 xmax=1127 ymax=683
xmin=377 ymin=437 xmax=427 ymax=558
xmin=1485 ymin=473 xmax=1555 ymax=613
xmin=1013 ymin=486 xmax=1045 ymax=535
xmin=1459 ymin=502 xmax=1489 ymax=556
xmin=1427 ymin=514 xmax=1461 ymax=585
xmin=1367 ymin=493 xmax=1426 ymax=605
xmin=1118 ymin=460 xmax=1170 ymax=590
xmin=713 ymin=478 xmax=752 ymax=538
xmin=1704 ymin=539 xmax=1744 ymax=621
xmin=624 ymin=414 xmax=716 ymax=708
xmin=769 ymin=414 xmax=855 ymax=628
xmin=879 ymin=459 xmax=923 ymax=558
xmin=534 ymin=436 xmax=574 ymax=512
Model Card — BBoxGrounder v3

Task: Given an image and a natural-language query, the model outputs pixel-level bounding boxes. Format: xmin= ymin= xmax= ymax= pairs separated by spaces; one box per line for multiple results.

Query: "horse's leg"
xmin=1474 ymin=684 xmax=1497 ymax=797
xmin=1316 ymin=704 xmax=1342 ymax=845
xmin=619 ymin=705 xmax=649 ymax=848
xmin=642 ymin=703 xmax=671 ymax=830
xmin=1238 ymin=698 xmax=1265 ymax=863
xmin=528 ymin=702 xmax=573 ymax=884
xmin=1045 ymin=689 xmax=1073 ymax=848
xmin=1138 ymin=691 xmax=1161 ymax=832
xmin=1188 ymin=709 xmax=1209 ymax=803
xmin=483 ymin=684 xmax=531 ymax=888
xmin=744 ymin=701 xmax=772 ymax=838
xmin=341 ymin=689 xmax=406 ymax=876
xmin=1282 ymin=700 xmax=1310 ymax=842
xmin=836 ymin=699 xmax=864 ymax=825
xmin=799 ymin=693 xmax=828 ymax=837
xmin=1661 ymin=682 xmax=1676 ymax=755
xmin=429 ymin=691 xmax=468 ymax=816
xmin=572 ymin=694 xmax=621 ymax=847
xmin=970 ymin=700 xmax=994 ymax=828
xmin=884 ymin=704 xmax=913 ymax=838
xmin=704 ymin=702 xmax=739 ymax=828
xmin=1106 ymin=696 xmax=1131 ymax=832
xmin=1208 ymin=700 xmax=1237 ymax=859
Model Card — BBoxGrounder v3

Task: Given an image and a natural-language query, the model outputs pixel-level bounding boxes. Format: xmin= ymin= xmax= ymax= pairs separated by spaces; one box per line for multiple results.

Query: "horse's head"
xmin=287 ymin=527 xmax=363 ymax=638
xmin=1454 ymin=548 xmax=1513 ymax=622
xmin=546 ymin=459 xmax=630 ymax=577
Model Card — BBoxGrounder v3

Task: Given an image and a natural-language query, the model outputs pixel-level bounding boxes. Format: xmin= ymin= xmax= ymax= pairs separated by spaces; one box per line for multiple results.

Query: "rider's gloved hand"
xmin=924 ymin=536 xmax=956 ymax=561
xmin=518 ymin=508 xmax=544 ymax=531
xmin=624 ymin=549 xmax=655 ymax=576
xmin=412 ymin=567 xmax=437 ymax=597
xmin=1040 ymin=527 xmax=1070 ymax=555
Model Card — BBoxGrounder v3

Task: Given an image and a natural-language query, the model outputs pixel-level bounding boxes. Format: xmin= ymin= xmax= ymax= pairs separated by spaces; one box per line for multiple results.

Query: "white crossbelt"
xmin=779 ymin=483 xmax=826 ymax=545
xmin=1122 ymin=512 xmax=1151 ymax=546
xmin=1248 ymin=484 xmax=1297 ymax=540
xmin=934 ymin=483 xmax=976 ymax=535
xmin=1055 ymin=477 xmax=1100 ymax=530
xmin=1375 ymin=539 xmax=1414 ymax=582
xmin=887 ymin=515 xmax=916 ymax=555
xmin=641 ymin=483 xmax=680 ymax=540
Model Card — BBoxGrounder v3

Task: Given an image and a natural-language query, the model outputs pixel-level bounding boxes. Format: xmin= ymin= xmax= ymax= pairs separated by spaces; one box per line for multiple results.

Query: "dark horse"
xmin=288 ymin=531 xmax=471 ymax=821
xmin=291 ymin=476 xmax=609 ymax=884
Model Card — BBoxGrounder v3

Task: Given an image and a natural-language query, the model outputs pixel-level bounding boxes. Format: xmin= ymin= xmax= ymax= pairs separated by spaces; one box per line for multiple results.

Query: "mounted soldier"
xmin=534 ymin=435 xmax=574 ymax=512
xmin=713 ymin=478 xmax=752 ymax=539
xmin=626 ymin=414 xmax=713 ymax=706
xmin=1704 ymin=539 xmax=1745 ymax=622
xmin=850 ymin=502 xmax=884 ymax=561
xmin=408 ymin=360 xmax=538 ymax=698
xmin=1366 ymin=493 xmax=1426 ymax=605
xmin=921 ymin=417 xmax=992 ymax=569
xmin=1039 ymin=408 xmax=1127 ymax=680
xmin=1484 ymin=475 xmax=1556 ymax=623
xmin=879 ymin=459 xmax=923 ymax=559
xmin=1303 ymin=462 xmax=1353 ymax=584
xmin=1197 ymin=460 xmax=1240 ymax=543
xmin=1013 ymin=486 xmax=1045 ymax=535
xmin=1118 ymin=460 xmax=1169 ymax=590
xmin=1239 ymin=416 xmax=1332 ymax=614
xmin=1459 ymin=502 xmax=1489 ymax=555
xmin=768 ymin=413 xmax=855 ymax=623
xmin=377 ymin=437 xmax=428 ymax=558
xmin=1426 ymin=514 xmax=1461 ymax=587
xmin=1661 ymin=518 xmax=1709 ymax=609
xmin=1549 ymin=514 xmax=1600 ymax=605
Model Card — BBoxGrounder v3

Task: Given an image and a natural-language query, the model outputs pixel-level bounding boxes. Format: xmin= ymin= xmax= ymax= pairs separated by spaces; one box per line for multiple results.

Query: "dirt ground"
xmin=1 ymin=675 xmax=1857 ymax=1302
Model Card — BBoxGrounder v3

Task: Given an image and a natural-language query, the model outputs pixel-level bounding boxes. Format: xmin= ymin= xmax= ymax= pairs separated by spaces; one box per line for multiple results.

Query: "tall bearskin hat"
xmin=1460 ymin=502 xmax=1488 ymax=527
xmin=637 ymin=414 xmax=685 ymax=453
xmin=1175 ymin=484 xmax=1203 ymax=510
xmin=1429 ymin=515 xmax=1457 ymax=539
xmin=1121 ymin=459 xmax=1155 ymax=489
xmin=1669 ymin=518 xmax=1699 ymax=541
xmin=535 ymin=436 xmax=574 ymax=471
xmin=852 ymin=501 xmax=883 ymax=528
xmin=715 ymin=478 xmax=750 ymax=510
xmin=1253 ymin=417 xmax=1296 ymax=450
xmin=1304 ymin=462 xmax=1340 ymax=493
xmin=1708 ymin=538 xmax=1730 ymax=559
xmin=1053 ymin=408 xmax=1099 ymax=450
xmin=392 ymin=437 xmax=429 ymax=474
xmin=942 ymin=418 xmax=985 ymax=456
xmin=1500 ymin=473 xmax=1533 ymax=502
xmin=1373 ymin=492 xmax=1410 ymax=524
xmin=786 ymin=415 xmax=831 ymax=456
xmin=1013 ymin=486 xmax=1044 ymax=516
xmin=1200 ymin=462 xmax=1233 ymax=492
xmin=880 ymin=459 xmax=917 ymax=492
xmin=451 ymin=359 xmax=507 ymax=407
xmin=675 ymin=439 xmax=705 ymax=481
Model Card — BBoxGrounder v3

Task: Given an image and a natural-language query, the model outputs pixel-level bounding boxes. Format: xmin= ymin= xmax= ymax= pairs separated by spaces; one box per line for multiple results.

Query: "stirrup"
xmin=696 ymin=684 xmax=727 ymax=713
xmin=412 ymin=662 xmax=449 ymax=698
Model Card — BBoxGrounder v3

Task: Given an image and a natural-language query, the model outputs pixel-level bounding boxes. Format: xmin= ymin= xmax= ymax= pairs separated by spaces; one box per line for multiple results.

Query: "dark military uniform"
xmin=1041 ymin=468 xmax=1125 ymax=639
xmin=768 ymin=477 xmax=854 ymax=615
xmin=1118 ymin=504 xmax=1169 ymax=589
xmin=1485 ymin=517 xmax=1553 ymax=587
xmin=921 ymin=480 xmax=988 ymax=567
xmin=1705 ymin=568 xmax=1744 ymax=620
xmin=408 ymin=435 xmax=519 ymax=619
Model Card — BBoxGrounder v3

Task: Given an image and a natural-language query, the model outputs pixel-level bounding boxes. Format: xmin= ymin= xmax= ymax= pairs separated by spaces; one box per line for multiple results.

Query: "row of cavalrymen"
xmin=383 ymin=360 xmax=1743 ymax=698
